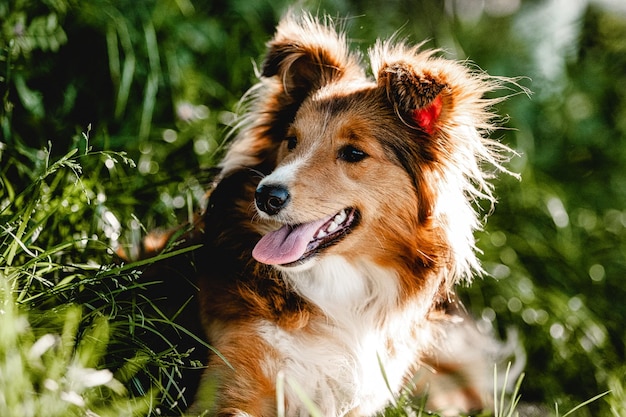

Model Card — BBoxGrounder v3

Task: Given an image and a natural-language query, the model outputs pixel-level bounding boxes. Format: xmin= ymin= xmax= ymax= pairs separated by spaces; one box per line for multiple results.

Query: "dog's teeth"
xmin=315 ymin=211 xmax=348 ymax=240
xmin=334 ymin=210 xmax=347 ymax=224
xmin=327 ymin=221 xmax=339 ymax=233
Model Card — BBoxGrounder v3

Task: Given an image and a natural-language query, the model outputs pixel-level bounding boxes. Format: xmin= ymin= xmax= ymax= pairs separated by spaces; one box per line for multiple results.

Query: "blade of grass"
xmin=4 ymin=190 xmax=38 ymax=267
xmin=286 ymin=376 xmax=324 ymax=417
xmin=276 ymin=371 xmax=286 ymax=417
xmin=559 ymin=391 xmax=611 ymax=417
xmin=105 ymin=244 xmax=203 ymax=275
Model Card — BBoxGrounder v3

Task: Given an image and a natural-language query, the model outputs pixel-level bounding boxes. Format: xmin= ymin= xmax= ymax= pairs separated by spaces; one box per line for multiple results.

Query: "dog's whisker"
xmin=246 ymin=167 xmax=267 ymax=180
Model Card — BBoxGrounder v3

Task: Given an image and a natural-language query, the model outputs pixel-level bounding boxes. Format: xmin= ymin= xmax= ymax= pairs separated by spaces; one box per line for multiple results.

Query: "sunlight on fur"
xmin=151 ymin=10 xmax=525 ymax=417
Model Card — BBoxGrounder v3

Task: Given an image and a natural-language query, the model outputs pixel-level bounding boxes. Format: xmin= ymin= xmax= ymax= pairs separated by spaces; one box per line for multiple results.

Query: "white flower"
xmin=61 ymin=390 xmax=85 ymax=407
xmin=29 ymin=334 xmax=58 ymax=360
xmin=68 ymin=366 xmax=114 ymax=388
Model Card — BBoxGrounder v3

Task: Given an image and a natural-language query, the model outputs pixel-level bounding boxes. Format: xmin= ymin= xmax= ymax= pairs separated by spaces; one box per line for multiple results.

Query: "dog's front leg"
xmin=188 ymin=323 xmax=279 ymax=417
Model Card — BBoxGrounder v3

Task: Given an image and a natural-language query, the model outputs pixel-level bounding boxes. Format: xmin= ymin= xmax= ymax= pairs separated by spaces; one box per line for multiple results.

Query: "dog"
xmin=151 ymin=11 xmax=521 ymax=417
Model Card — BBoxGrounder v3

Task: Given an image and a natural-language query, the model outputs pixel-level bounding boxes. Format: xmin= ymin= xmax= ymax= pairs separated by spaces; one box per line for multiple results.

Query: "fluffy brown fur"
xmin=147 ymin=12 xmax=522 ymax=417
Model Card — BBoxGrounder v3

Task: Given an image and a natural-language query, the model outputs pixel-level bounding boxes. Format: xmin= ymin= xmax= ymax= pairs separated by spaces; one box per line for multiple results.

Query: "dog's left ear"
xmin=377 ymin=59 xmax=449 ymax=135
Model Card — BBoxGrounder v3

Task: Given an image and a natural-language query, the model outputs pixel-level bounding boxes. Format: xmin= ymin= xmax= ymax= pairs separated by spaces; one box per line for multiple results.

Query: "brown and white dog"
xmin=169 ymin=12 xmax=520 ymax=417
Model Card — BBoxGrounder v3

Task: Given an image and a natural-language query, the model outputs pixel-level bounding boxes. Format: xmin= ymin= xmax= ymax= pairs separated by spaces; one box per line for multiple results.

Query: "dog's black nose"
xmin=255 ymin=184 xmax=290 ymax=215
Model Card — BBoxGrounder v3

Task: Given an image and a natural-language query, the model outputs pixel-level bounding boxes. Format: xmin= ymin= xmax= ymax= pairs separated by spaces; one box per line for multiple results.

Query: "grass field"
xmin=1 ymin=1 xmax=625 ymax=416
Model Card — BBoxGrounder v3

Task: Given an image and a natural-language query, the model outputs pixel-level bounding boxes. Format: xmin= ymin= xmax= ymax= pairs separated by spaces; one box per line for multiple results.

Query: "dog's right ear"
xmin=261 ymin=13 xmax=362 ymax=98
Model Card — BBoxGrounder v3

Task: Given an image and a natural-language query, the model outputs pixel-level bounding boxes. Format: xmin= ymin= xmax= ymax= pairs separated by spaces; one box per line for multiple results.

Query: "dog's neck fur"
xmin=284 ymin=256 xmax=397 ymax=323
xmin=281 ymin=255 xmax=437 ymax=327
xmin=261 ymin=255 xmax=440 ymax=416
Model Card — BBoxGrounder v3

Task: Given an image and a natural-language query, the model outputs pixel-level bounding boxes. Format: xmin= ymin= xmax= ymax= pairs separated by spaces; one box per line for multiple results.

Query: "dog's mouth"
xmin=252 ymin=208 xmax=359 ymax=266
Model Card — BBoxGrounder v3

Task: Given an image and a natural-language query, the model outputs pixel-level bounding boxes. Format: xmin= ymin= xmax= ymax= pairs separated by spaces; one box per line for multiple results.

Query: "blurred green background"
xmin=1 ymin=0 xmax=625 ymax=415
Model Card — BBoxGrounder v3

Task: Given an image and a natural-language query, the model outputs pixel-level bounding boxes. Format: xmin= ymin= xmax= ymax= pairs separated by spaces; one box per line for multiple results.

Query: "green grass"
xmin=0 ymin=139 xmax=208 ymax=416
xmin=1 ymin=0 xmax=625 ymax=416
xmin=0 ymin=143 xmax=150 ymax=416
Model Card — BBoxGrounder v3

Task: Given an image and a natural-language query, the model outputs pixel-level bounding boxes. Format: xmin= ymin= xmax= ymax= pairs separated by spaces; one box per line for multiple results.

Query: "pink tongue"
xmin=252 ymin=216 xmax=331 ymax=265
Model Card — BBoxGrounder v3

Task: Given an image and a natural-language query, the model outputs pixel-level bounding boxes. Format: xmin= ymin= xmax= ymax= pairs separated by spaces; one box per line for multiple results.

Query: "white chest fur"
xmin=258 ymin=256 xmax=436 ymax=417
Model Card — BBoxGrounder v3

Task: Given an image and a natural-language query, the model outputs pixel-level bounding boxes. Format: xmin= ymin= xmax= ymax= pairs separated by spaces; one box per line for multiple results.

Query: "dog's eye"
xmin=338 ymin=145 xmax=368 ymax=163
xmin=285 ymin=136 xmax=298 ymax=151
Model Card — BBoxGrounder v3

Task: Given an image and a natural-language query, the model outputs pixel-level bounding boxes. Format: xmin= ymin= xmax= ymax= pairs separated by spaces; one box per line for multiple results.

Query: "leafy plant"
xmin=0 ymin=280 xmax=155 ymax=417
xmin=1 ymin=0 xmax=625 ymax=416
xmin=0 ymin=130 xmax=208 ymax=415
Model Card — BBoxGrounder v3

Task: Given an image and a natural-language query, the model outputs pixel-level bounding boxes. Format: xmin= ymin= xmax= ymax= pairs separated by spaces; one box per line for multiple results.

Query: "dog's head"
xmin=223 ymin=13 xmax=514 ymax=288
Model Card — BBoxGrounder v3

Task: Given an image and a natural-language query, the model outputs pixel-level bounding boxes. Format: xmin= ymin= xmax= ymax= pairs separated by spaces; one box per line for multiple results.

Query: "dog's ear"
xmin=373 ymin=42 xmax=506 ymax=140
xmin=377 ymin=59 xmax=449 ymax=135
xmin=261 ymin=13 xmax=361 ymax=98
